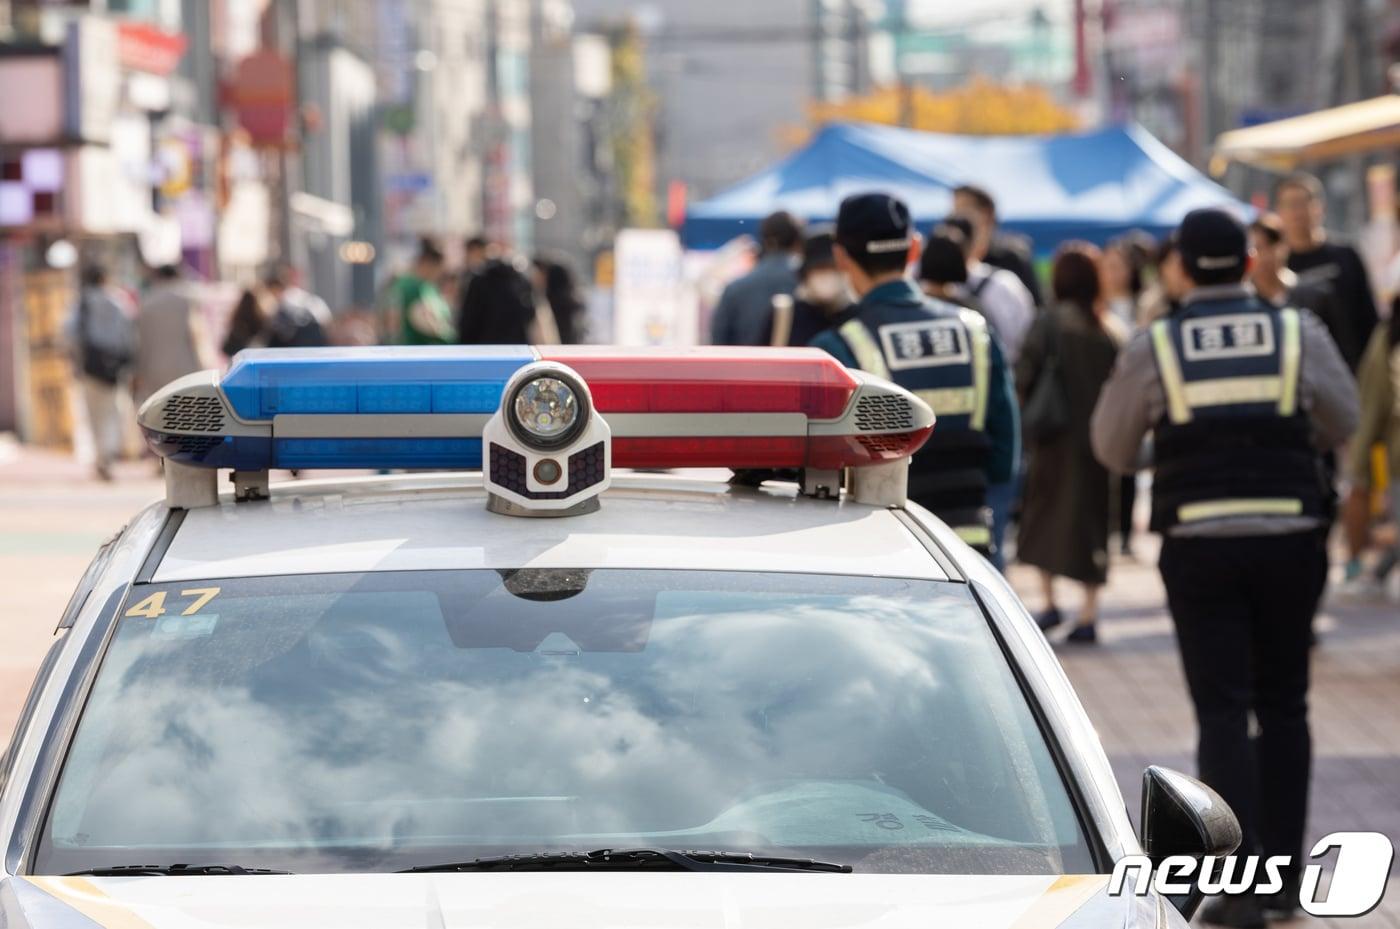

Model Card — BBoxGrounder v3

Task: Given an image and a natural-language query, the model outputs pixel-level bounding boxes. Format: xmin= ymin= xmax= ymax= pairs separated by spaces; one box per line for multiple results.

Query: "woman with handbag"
xmin=1015 ymin=244 xmax=1127 ymax=643
xmin=66 ymin=263 xmax=137 ymax=482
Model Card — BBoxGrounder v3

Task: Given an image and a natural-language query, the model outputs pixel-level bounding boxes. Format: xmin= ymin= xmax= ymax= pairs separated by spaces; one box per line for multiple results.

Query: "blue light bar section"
xmin=274 ymin=437 xmax=483 ymax=470
xmin=140 ymin=431 xmax=486 ymax=471
xmin=219 ymin=346 xmax=536 ymax=421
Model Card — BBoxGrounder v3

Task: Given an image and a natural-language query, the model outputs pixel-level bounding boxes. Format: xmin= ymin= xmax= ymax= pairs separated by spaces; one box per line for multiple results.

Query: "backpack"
xmin=78 ymin=291 xmax=135 ymax=384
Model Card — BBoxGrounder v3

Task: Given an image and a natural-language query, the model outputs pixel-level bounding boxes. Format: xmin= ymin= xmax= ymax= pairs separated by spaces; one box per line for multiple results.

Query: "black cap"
xmin=835 ymin=193 xmax=914 ymax=256
xmin=1177 ymin=208 xmax=1247 ymax=276
xmin=799 ymin=229 xmax=837 ymax=275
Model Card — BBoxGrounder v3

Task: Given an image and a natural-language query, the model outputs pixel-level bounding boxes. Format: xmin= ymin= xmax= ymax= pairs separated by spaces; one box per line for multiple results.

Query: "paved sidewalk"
xmin=1011 ymin=533 xmax=1400 ymax=928
xmin=0 ymin=444 xmax=164 ymax=738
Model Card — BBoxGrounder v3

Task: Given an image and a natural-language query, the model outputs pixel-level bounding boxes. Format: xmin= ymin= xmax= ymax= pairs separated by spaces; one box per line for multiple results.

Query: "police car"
xmin=1 ymin=347 xmax=1239 ymax=929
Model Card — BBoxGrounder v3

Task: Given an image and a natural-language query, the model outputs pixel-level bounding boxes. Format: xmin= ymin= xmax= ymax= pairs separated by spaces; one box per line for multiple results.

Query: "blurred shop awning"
xmin=1212 ymin=95 xmax=1400 ymax=174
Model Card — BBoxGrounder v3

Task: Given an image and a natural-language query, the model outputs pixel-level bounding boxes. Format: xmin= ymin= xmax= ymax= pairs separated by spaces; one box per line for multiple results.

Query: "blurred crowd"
xmin=62 ymin=177 xmax=1398 ymax=613
xmin=708 ymin=178 xmax=1399 ymax=616
xmin=64 ymin=235 xmax=586 ymax=479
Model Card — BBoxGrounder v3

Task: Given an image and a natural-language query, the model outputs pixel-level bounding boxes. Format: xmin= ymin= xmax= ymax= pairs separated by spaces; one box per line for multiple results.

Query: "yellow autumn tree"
xmin=610 ymin=22 xmax=660 ymax=228
xmin=803 ymin=78 xmax=1080 ymax=137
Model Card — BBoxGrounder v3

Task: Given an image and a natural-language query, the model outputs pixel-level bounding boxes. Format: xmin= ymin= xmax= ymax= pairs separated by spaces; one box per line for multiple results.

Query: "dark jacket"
xmin=785 ymin=298 xmax=855 ymax=348
xmin=457 ymin=260 xmax=537 ymax=345
xmin=1016 ymin=303 xmax=1123 ymax=583
xmin=710 ymin=254 xmax=799 ymax=346
xmin=985 ymin=232 xmax=1043 ymax=307
xmin=810 ymin=279 xmax=1020 ymax=485
xmin=1287 ymin=240 xmax=1378 ymax=372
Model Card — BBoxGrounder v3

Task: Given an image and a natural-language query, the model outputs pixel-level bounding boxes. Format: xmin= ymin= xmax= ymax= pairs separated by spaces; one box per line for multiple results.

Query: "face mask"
xmin=805 ymin=270 xmax=848 ymax=306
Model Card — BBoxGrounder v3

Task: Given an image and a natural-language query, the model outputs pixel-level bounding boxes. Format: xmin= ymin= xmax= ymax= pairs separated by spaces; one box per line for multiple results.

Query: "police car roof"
xmin=152 ymin=471 xmax=951 ymax=583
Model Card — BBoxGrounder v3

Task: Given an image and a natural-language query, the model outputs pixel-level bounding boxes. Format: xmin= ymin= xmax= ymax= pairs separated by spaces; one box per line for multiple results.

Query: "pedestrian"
xmin=1249 ymin=212 xmax=1341 ymax=321
xmin=388 ymin=239 xmax=456 ymax=346
xmin=771 ymin=230 xmax=854 ymax=346
xmin=263 ymin=264 xmax=332 ymax=348
xmin=1274 ymin=171 xmax=1378 ymax=372
xmin=952 ymin=183 xmax=1043 ymax=306
xmin=1338 ymin=308 xmax=1400 ymax=601
xmin=810 ymin=192 xmax=1019 ymax=562
xmin=461 ymin=235 xmax=490 ymax=291
xmin=457 ymin=243 xmax=538 ymax=345
xmin=919 ymin=225 xmax=1017 ymax=570
xmin=939 ymin=214 xmax=1034 ymax=363
xmin=1250 ymin=210 xmax=1368 ymax=597
xmin=1136 ymin=234 xmax=1190 ymax=327
xmin=709 ymin=210 xmax=802 ymax=346
xmin=66 ymin=264 xmax=137 ymax=481
xmin=916 ymin=228 xmax=983 ymax=312
xmin=1017 ymin=244 xmax=1125 ymax=641
xmin=1101 ymin=238 xmax=1144 ymax=327
xmin=531 ymin=255 xmax=587 ymax=344
xmin=1101 ymin=237 xmax=1149 ymax=556
xmin=1091 ymin=208 xmax=1358 ymax=927
xmin=133 ymin=264 xmax=214 ymax=409
xmin=221 ymin=285 xmax=273 ymax=358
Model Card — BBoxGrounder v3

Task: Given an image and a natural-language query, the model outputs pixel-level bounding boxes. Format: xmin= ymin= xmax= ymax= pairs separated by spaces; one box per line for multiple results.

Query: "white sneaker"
xmin=1333 ymin=575 xmax=1385 ymax=603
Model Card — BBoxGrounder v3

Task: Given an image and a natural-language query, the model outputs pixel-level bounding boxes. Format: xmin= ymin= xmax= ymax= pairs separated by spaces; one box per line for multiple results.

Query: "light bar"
xmin=538 ymin=347 xmax=931 ymax=469
xmin=138 ymin=346 xmax=934 ymax=484
xmin=540 ymin=346 xmax=859 ymax=418
xmin=222 ymin=345 xmax=533 ymax=418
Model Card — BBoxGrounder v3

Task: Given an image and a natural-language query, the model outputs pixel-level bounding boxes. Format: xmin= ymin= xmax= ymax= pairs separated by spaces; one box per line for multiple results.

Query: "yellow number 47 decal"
xmin=125 ymin=587 xmax=221 ymax=619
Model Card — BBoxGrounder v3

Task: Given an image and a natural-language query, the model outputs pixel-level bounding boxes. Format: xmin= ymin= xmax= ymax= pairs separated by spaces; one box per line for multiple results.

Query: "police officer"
xmin=1091 ymin=209 xmax=1358 ymax=928
xmin=811 ymin=193 xmax=1020 ymax=561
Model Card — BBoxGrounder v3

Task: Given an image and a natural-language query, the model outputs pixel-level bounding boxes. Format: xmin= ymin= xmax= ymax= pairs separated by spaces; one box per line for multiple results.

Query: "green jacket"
xmin=392 ymin=274 xmax=457 ymax=345
xmin=1348 ymin=324 xmax=1400 ymax=486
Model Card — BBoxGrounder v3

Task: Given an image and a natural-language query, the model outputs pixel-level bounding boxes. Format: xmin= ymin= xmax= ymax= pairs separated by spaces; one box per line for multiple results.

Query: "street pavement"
xmin=1 ymin=442 xmax=1397 ymax=925
xmin=1009 ymin=537 xmax=1400 ymax=928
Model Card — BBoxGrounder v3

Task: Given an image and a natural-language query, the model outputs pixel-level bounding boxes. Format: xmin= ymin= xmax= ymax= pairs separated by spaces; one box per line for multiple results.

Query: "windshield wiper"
xmin=398 ymin=847 xmax=851 ymax=873
xmin=64 ymin=864 xmax=294 ymax=876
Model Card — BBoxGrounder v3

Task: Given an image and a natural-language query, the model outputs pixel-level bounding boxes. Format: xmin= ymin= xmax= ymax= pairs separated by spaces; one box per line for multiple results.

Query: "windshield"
xmin=35 ymin=570 xmax=1092 ymax=874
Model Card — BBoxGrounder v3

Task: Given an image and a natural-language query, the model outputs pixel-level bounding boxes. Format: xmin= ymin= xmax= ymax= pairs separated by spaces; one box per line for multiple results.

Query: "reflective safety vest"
xmin=1147 ymin=297 xmax=1329 ymax=532
xmin=835 ymin=299 xmax=994 ymax=549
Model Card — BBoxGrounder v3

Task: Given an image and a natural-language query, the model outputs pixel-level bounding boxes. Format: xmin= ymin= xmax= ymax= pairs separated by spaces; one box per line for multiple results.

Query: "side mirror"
xmin=1140 ymin=765 xmax=1242 ymax=919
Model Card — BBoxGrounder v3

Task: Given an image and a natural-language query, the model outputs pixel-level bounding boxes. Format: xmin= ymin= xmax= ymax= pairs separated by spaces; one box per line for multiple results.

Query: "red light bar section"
xmin=540 ymin=347 xmax=860 ymax=420
xmin=611 ymin=428 xmax=933 ymax=470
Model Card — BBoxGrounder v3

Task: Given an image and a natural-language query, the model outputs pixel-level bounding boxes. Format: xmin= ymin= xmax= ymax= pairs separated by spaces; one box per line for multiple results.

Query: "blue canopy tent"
xmin=682 ymin=122 xmax=1247 ymax=254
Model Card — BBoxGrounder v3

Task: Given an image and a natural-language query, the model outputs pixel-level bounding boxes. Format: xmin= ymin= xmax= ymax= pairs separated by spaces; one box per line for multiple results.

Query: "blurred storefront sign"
xmin=63 ymin=17 xmax=119 ymax=144
xmin=19 ymin=268 xmax=75 ymax=450
xmin=225 ymin=49 xmax=295 ymax=147
xmin=0 ymin=50 xmax=64 ymax=145
xmin=218 ymin=180 xmax=271 ymax=271
xmin=613 ymin=228 xmax=694 ymax=346
xmin=0 ymin=243 xmax=20 ymax=434
xmin=386 ymin=172 xmax=433 ymax=193
xmin=0 ymin=149 xmax=63 ymax=230
xmin=290 ymin=191 xmax=355 ymax=237
xmin=116 ymin=21 xmax=186 ymax=75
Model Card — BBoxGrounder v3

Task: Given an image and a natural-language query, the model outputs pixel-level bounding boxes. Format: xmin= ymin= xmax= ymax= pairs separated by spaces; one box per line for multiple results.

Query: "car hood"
xmin=3 ymin=873 xmax=1142 ymax=929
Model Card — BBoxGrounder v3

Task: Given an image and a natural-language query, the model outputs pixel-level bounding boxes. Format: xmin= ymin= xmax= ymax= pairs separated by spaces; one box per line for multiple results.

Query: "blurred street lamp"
xmin=44 ymin=240 xmax=78 ymax=269
xmin=339 ymin=241 xmax=377 ymax=264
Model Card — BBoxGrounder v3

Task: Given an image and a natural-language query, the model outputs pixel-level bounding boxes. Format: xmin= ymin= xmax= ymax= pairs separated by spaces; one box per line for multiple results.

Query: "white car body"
xmin=0 ymin=472 xmax=1177 ymax=929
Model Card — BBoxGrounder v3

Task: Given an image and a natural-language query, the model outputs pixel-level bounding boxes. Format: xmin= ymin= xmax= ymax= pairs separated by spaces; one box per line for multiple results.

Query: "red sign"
xmin=117 ymin=22 xmax=187 ymax=75
xmin=223 ymin=49 xmax=295 ymax=147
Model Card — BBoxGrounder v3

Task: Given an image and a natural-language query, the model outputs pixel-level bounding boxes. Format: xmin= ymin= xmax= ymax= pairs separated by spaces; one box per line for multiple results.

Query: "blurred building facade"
xmin=572 ymin=0 xmax=872 ymax=202
xmin=876 ymin=0 xmax=1070 ymax=94
xmin=0 ymin=0 xmax=555 ymax=445
xmin=1101 ymin=0 xmax=1397 ymax=227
